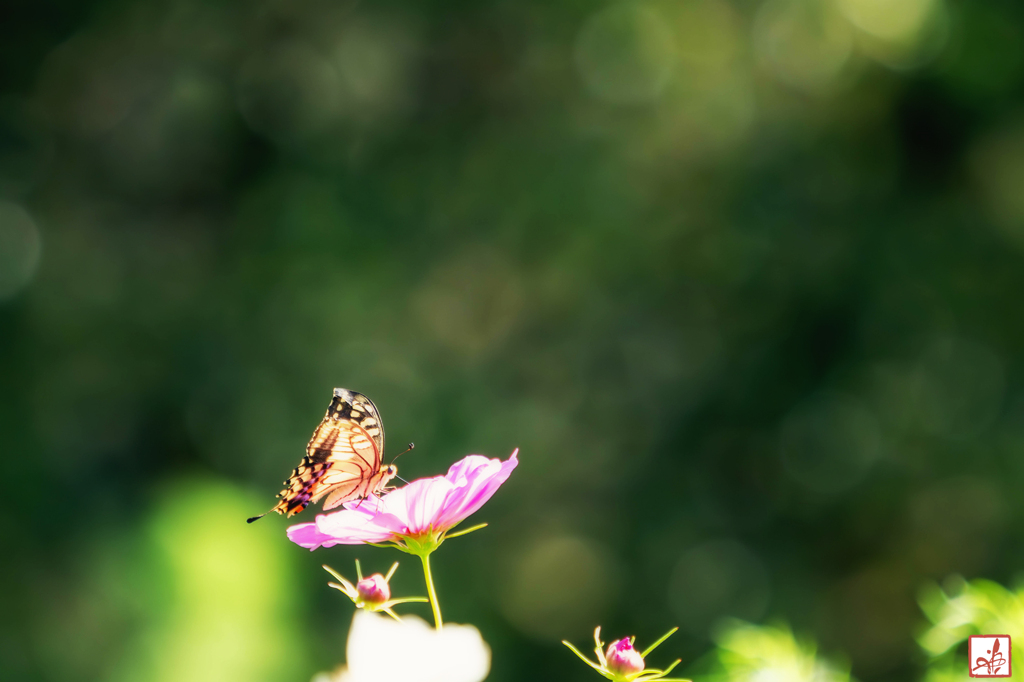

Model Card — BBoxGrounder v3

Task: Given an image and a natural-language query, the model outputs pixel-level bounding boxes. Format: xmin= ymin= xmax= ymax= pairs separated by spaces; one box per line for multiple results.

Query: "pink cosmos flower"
xmin=289 ymin=450 xmax=518 ymax=552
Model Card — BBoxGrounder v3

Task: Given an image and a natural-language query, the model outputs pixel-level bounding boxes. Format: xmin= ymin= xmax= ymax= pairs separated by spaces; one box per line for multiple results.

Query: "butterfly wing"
xmin=327 ymin=388 xmax=385 ymax=455
xmin=270 ymin=388 xmax=385 ymax=517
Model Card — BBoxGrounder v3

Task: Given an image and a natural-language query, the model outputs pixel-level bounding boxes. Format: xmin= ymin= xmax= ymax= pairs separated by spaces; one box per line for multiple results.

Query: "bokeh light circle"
xmin=970 ymin=123 xmax=1024 ymax=247
xmin=837 ymin=0 xmax=948 ymax=69
xmin=668 ymin=539 xmax=771 ymax=636
xmin=838 ymin=0 xmax=936 ymax=42
xmin=913 ymin=337 xmax=1005 ymax=439
xmin=499 ymin=535 xmax=618 ymax=640
xmin=779 ymin=392 xmax=881 ymax=494
xmin=574 ymin=2 xmax=676 ymax=105
xmin=0 ymin=200 xmax=42 ymax=301
xmin=754 ymin=0 xmax=855 ymax=92
xmin=236 ymin=42 xmax=344 ymax=143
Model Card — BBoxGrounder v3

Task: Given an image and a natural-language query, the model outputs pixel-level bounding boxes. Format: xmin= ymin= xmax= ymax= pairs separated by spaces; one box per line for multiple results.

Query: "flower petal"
xmin=433 ymin=449 xmax=518 ymax=530
xmin=313 ymin=510 xmax=401 ymax=545
xmin=386 ymin=476 xmax=459 ymax=535
xmin=287 ymin=522 xmax=344 ymax=550
xmin=344 ymin=611 xmax=491 ymax=682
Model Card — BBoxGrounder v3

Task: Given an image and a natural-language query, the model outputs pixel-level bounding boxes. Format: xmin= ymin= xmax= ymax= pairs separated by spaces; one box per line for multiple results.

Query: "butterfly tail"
xmin=247 ymin=494 xmax=309 ymax=523
xmin=247 ymin=500 xmax=286 ymax=523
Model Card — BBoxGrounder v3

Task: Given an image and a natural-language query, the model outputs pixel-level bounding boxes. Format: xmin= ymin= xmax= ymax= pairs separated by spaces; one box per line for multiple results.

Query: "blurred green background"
xmin=3 ymin=0 xmax=1024 ymax=680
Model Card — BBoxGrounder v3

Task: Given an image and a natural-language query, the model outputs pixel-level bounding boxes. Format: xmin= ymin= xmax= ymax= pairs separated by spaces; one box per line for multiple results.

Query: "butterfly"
xmin=247 ymin=388 xmax=412 ymax=523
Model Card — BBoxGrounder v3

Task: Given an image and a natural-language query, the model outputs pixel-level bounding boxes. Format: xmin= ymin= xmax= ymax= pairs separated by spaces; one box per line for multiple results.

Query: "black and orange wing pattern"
xmin=248 ymin=389 xmax=385 ymax=522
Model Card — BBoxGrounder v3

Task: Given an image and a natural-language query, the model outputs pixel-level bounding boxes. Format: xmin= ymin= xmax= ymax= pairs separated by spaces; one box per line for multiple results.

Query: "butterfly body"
xmin=248 ymin=388 xmax=399 ymax=522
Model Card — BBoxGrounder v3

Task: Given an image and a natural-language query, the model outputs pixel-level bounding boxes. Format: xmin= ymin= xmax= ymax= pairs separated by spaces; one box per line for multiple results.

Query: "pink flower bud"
xmin=356 ymin=574 xmax=390 ymax=606
xmin=606 ymin=638 xmax=645 ymax=676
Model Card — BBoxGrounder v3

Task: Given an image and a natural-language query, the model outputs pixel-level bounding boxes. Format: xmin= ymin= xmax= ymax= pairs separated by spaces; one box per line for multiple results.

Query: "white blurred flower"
xmin=314 ymin=611 xmax=491 ymax=682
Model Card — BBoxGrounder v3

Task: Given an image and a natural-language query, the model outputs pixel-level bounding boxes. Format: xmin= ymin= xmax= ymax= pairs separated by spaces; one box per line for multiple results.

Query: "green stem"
xmin=420 ymin=551 xmax=443 ymax=629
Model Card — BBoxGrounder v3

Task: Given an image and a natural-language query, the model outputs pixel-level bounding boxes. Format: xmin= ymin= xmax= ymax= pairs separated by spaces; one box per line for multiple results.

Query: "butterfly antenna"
xmin=390 ymin=442 xmax=415 ymax=465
